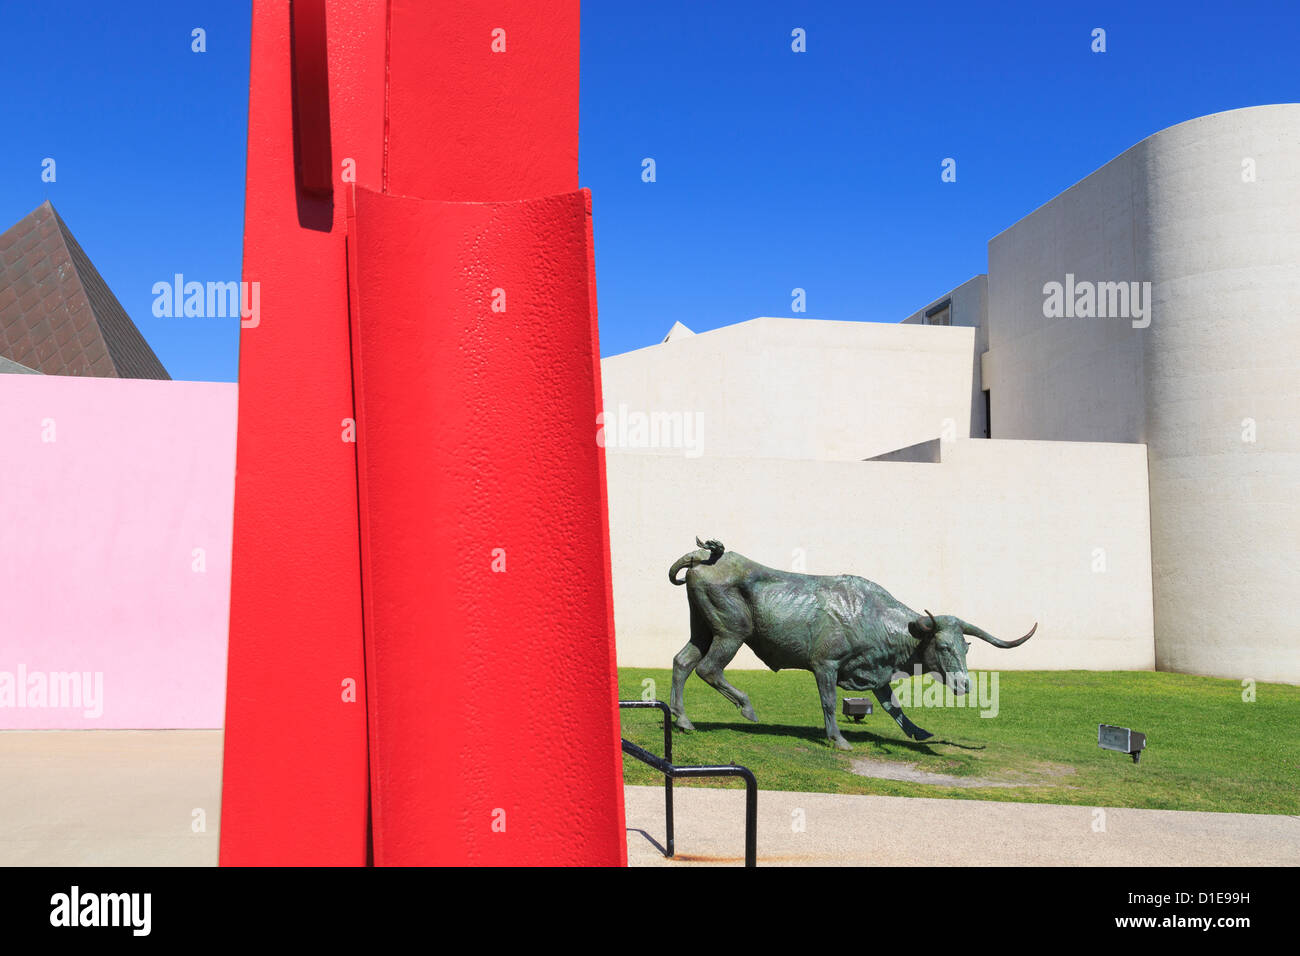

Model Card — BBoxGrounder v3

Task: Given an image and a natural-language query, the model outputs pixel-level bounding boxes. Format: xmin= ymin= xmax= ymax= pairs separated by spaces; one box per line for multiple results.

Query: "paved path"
xmin=3 ymin=732 xmax=1295 ymax=866
xmin=625 ymin=784 xmax=1300 ymax=866
xmin=0 ymin=731 xmax=221 ymax=866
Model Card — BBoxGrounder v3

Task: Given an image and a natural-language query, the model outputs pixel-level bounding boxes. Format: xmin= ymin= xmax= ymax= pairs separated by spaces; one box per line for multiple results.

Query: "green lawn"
xmin=618 ymin=668 xmax=1300 ymax=815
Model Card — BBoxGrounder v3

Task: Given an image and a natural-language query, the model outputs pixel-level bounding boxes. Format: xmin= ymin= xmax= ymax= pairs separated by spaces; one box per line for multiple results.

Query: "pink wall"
xmin=0 ymin=374 xmax=237 ymax=728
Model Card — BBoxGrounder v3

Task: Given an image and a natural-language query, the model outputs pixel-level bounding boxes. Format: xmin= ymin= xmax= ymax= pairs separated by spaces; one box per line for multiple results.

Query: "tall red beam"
xmin=348 ymin=187 xmax=625 ymax=865
xmin=221 ymin=0 xmax=386 ymax=866
xmin=222 ymin=0 xmax=625 ymax=865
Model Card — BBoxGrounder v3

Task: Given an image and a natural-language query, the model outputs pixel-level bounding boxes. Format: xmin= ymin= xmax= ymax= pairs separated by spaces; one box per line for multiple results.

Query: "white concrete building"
xmin=602 ymin=104 xmax=1300 ymax=684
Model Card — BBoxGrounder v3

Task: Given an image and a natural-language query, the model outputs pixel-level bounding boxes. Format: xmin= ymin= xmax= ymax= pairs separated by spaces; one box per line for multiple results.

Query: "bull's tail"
xmin=669 ymin=537 xmax=725 ymax=585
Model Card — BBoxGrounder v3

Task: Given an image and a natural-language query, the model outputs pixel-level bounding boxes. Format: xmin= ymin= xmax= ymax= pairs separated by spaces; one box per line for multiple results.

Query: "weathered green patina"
xmin=669 ymin=538 xmax=1036 ymax=749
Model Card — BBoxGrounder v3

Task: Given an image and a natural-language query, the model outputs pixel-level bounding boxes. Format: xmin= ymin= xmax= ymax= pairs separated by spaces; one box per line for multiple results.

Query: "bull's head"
xmin=907 ymin=609 xmax=1037 ymax=695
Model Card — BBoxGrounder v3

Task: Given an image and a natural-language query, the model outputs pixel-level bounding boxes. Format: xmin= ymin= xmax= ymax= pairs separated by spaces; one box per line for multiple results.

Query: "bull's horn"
xmin=914 ymin=609 xmax=938 ymax=634
xmin=695 ymin=536 xmax=706 ymax=549
xmin=960 ymin=620 xmax=1037 ymax=648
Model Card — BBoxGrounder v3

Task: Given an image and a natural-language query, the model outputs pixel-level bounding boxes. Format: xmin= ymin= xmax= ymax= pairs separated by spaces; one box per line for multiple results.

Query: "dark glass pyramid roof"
xmin=0 ymin=201 xmax=169 ymax=379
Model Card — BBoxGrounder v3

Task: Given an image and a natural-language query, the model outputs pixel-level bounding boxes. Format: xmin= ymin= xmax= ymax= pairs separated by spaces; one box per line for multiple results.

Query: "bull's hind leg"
xmin=694 ymin=636 xmax=758 ymax=723
xmin=671 ymin=600 xmax=715 ymax=730
xmin=669 ymin=638 xmax=706 ymax=730
xmin=872 ymin=684 xmax=933 ymax=742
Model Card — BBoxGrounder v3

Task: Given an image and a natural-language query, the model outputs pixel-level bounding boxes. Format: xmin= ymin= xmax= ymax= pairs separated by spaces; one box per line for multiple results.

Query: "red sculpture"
xmin=221 ymin=0 xmax=625 ymax=866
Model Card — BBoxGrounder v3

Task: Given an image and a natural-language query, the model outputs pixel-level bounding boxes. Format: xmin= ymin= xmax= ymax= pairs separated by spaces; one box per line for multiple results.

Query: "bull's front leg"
xmin=872 ymin=684 xmax=933 ymax=741
xmin=812 ymin=665 xmax=851 ymax=750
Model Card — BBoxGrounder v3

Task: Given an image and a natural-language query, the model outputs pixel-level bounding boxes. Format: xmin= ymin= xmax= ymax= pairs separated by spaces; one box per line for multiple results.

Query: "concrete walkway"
xmin=625 ymin=784 xmax=1300 ymax=866
xmin=0 ymin=731 xmax=222 ymax=866
xmin=3 ymin=732 xmax=1295 ymax=866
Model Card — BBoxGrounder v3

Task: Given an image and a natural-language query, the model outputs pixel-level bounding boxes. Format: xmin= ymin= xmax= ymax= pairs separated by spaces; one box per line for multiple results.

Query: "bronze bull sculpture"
xmin=669 ymin=538 xmax=1036 ymax=749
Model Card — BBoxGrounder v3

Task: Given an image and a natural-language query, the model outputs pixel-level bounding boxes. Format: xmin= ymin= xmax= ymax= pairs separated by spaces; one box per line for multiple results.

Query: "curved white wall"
xmin=1142 ymin=106 xmax=1300 ymax=684
xmin=985 ymin=104 xmax=1300 ymax=683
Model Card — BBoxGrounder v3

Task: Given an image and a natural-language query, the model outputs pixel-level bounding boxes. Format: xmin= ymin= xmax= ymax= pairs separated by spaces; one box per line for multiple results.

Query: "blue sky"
xmin=2 ymin=1 xmax=1295 ymax=381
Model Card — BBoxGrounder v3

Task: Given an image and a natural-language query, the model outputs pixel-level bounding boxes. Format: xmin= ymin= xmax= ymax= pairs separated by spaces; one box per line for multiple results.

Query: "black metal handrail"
xmin=618 ymin=699 xmax=757 ymax=867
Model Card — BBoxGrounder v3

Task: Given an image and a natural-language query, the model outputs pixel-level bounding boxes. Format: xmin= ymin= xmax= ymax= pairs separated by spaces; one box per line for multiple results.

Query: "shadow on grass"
xmin=673 ymin=720 xmax=985 ymax=757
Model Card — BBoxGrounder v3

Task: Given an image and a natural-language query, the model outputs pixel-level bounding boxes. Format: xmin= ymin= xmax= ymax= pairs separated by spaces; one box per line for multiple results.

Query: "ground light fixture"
xmin=1099 ymin=724 xmax=1147 ymax=764
xmin=842 ymin=698 xmax=874 ymax=722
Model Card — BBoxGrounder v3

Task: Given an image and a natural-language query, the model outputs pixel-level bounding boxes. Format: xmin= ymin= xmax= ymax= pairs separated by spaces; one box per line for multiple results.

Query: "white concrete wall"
xmin=1142 ymin=106 xmax=1300 ymax=684
xmin=600 ymin=316 xmax=974 ymax=462
xmin=901 ymin=275 xmax=989 ymax=439
xmin=982 ymin=104 xmax=1300 ymax=683
xmin=608 ymin=438 xmax=1155 ymax=673
xmin=983 ymin=147 xmax=1148 ymax=442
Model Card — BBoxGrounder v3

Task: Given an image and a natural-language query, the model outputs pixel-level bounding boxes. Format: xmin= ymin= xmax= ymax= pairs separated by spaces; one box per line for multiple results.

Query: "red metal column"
xmin=220 ymin=0 xmax=387 ymax=866
xmin=222 ymin=0 xmax=625 ymax=865
xmin=349 ymin=0 xmax=624 ymax=866
xmin=382 ymin=0 xmax=579 ymax=199
xmin=348 ymin=187 xmax=625 ymax=865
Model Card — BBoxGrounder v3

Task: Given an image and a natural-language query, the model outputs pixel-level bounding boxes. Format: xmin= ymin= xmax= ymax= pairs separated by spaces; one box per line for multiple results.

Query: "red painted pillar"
xmin=348 ymin=187 xmax=625 ymax=865
xmin=220 ymin=0 xmax=386 ymax=866
xmin=222 ymin=0 xmax=625 ymax=865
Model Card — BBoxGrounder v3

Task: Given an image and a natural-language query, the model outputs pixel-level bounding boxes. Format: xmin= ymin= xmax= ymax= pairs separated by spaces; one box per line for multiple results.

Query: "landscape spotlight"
xmin=1099 ymin=724 xmax=1147 ymax=764
xmin=842 ymin=698 xmax=873 ymax=722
